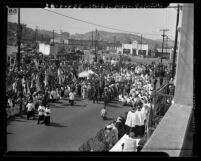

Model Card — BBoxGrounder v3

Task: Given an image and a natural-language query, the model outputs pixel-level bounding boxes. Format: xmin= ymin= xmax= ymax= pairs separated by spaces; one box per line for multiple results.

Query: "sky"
xmin=8 ymin=5 xmax=178 ymax=40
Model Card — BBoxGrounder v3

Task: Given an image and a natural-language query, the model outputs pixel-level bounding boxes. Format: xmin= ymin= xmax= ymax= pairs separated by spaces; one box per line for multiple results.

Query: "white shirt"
xmin=69 ymin=92 xmax=75 ymax=100
xmin=38 ymin=105 xmax=45 ymax=116
xmin=123 ymin=136 xmax=137 ymax=152
xmin=44 ymin=108 xmax=51 ymax=116
xmin=26 ymin=103 xmax=35 ymax=111
xmin=51 ymin=90 xmax=57 ymax=99
xmin=125 ymin=111 xmax=136 ymax=127
xmin=141 ymin=106 xmax=148 ymax=121
xmin=135 ymin=109 xmax=146 ymax=126
xmin=8 ymin=99 xmax=13 ymax=107
xmin=100 ymin=108 xmax=107 ymax=117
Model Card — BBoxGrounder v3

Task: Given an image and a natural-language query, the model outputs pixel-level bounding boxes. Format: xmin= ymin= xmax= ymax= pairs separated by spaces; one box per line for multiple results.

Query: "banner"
xmin=33 ymin=59 xmax=39 ymax=69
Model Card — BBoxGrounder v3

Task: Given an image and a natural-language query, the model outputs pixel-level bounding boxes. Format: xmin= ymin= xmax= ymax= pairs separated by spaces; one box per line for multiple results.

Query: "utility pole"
xmin=53 ymin=30 xmax=54 ymax=45
xmin=160 ymin=29 xmax=169 ymax=63
xmin=91 ymin=31 xmax=93 ymax=49
xmin=166 ymin=36 xmax=168 ymax=53
xmin=16 ymin=8 xmax=21 ymax=70
xmin=166 ymin=36 xmax=168 ymax=58
xmin=114 ymin=36 xmax=116 ymax=51
xmin=35 ymin=26 xmax=38 ymax=50
xmin=94 ymin=29 xmax=98 ymax=62
xmin=172 ymin=4 xmax=180 ymax=78
xmin=140 ymin=34 xmax=142 ymax=56
xmin=35 ymin=26 xmax=38 ymax=42
xmin=16 ymin=8 xmax=23 ymax=112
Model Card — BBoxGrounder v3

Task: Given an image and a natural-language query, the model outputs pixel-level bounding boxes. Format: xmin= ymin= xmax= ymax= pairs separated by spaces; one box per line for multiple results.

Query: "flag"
xmin=44 ymin=70 xmax=48 ymax=87
xmin=33 ymin=59 xmax=39 ymax=69
xmin=35 ymin=74 xmax=40 ymax=91
xmin=27 ymin=81 xmax=30 ymax=94
xmin=71 ymin=72 xmax=77 ymax=82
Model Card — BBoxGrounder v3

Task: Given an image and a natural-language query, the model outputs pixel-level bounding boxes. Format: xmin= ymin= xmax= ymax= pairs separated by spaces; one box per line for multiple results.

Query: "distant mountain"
xmin=70 ymin=30 xmax=175 ymax=50
xmin=7 ymin=22 xmax=174 ymax=50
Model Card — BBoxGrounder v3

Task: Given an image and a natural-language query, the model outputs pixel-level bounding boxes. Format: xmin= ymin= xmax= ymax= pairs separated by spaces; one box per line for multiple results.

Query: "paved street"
xmin=7 ymin=98 xmax=130 ymax=151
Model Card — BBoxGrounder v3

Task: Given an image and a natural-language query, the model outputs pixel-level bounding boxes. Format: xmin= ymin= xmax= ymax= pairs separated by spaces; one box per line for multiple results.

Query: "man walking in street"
xmin=69 ymin=90 xmax=75 ymax=106
xmin=26 ymin=100 xmax=35 ymax=120
xmin=93 ymin=86 xmax=99 ymax=104
xmin=37 ymin=102 xmax=45 ymax=124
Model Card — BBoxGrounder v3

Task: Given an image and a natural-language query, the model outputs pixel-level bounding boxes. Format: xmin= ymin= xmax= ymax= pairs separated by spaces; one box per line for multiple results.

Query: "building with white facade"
xmin=39 ymin=43 xmax=51 ymax=55
xmin=118 ymin=41 xmax=149 ymax=56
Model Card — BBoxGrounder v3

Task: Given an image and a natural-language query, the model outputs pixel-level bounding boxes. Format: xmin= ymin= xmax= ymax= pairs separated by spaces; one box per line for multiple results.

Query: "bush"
xmin=78 ymin=128 xmax=109 ymax=151
xmin=78 ymin=133 xmax=108 ymax=151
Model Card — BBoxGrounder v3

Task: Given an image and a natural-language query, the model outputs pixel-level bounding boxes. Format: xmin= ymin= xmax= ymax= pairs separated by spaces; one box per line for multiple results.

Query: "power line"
xmin=42 ymin=8 xmax=163 ymax=37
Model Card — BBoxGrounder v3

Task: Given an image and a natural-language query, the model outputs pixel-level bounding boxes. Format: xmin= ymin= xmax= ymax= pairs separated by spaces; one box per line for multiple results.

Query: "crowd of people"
xmin=6 ymin=51 xmax=174 ymax=150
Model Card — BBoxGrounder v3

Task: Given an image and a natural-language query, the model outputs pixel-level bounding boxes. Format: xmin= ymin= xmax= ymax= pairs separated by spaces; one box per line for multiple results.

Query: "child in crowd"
xmin=100 ymin=106 xmax=107 ymax=120
xmin=37 ymin=102 xmax=45 ymax=124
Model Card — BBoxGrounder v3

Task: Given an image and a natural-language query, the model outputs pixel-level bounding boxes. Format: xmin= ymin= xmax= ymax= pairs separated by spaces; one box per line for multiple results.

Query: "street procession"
xmin=6 ymin=4 xmax=194 ymax=155
xmin=7 ymin=46 xmax=174 ymax=151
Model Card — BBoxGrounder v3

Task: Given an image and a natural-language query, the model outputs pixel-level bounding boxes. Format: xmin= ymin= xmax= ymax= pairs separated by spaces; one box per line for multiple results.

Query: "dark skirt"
xmin=38 ymin=115 xmax=44 ymax=121
xmin=27 ymin=111 xmax=34 ymax=119
xmin=135 ymin=125 xmax=145 ymax=137
xmin=44 ymin=116 xmax=50 ymax=125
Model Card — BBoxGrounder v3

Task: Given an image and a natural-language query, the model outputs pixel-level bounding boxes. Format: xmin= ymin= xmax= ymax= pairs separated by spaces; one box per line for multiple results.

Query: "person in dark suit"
xmin=103 ymin=89 xmax=108 ymax=108
xmin=77 ymin=83 xmax=82 ymax=97
xmin=153 ymin=77 xmax=157 ymax=90
xmin=93 ymin=86 xmax=99 ymax=104
xmin=115 ymin=116 xmax=125 ymax=140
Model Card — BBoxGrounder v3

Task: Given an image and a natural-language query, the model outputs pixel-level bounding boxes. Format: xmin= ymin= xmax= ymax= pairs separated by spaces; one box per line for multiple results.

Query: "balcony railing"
xmin=142 ymin=84 xmax=193 ymax=156
xmin=145 ymin=83 xmax=174 ymax=144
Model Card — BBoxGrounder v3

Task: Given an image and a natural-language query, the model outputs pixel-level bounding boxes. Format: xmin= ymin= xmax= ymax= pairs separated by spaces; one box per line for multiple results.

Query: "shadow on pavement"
xmin=49 ymin=122 xmax=67 ymax=128
xmin=8 ymin=117 xmax=27 ymax=122
xmin=73 ymin=104 xmax=87 ymax=107
xmin=107 ymin=104 xmax=121 ymax=108
xmin=61 ymin=103 xmax=87 ymax=107
xmin=50 ymin=105 xmax=66 ymax=108
xmin=103 ymin=117 xmax=115 ymax=121
xmin=109 ymin=101 xmax=119 ymax=104
xmin=16 ymin=115 xmax=27 ymax=119
xmin=12 ymin=119 xmax=26 ymax=122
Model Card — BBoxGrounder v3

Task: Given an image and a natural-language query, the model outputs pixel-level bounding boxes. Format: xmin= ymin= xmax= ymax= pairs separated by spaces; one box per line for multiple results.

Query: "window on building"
xmin=123 ymin=49 xmax=130 ymax=54
xmin=132 ymin=49 xmax=137 ymax=55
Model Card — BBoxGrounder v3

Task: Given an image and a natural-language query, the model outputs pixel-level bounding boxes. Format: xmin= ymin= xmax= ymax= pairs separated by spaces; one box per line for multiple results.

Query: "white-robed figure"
xmin=122 ymin=132 xmax=138 ymax=152
xmin=100 ymin=106 xmax=107 ymax=120
xmin=26 ymin=100 xmax=35 ymax=120
xmin=44 ymin=105 xmax=51 ymax=126
xmin=37 ymin=103 xmax=45 ymax=124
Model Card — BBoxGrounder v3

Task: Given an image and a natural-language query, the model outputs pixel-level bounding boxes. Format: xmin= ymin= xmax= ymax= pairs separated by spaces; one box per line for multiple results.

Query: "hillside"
xmin=7 ymin=22 xmax=174 ymax=50
xmin=7 ymin=22 xmax=60 ymax=45
xmin=70 ymin=30 xmax=175 ymax=50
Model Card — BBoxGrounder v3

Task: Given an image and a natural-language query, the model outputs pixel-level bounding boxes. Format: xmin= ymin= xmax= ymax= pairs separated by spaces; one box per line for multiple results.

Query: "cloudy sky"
xmin=8 ymin=4 xmax=178 ymax=40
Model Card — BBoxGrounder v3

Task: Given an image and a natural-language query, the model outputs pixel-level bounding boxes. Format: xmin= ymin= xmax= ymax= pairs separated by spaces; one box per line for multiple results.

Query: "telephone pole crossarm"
xmin=160 ymin=29 xmax=169 ymax=63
